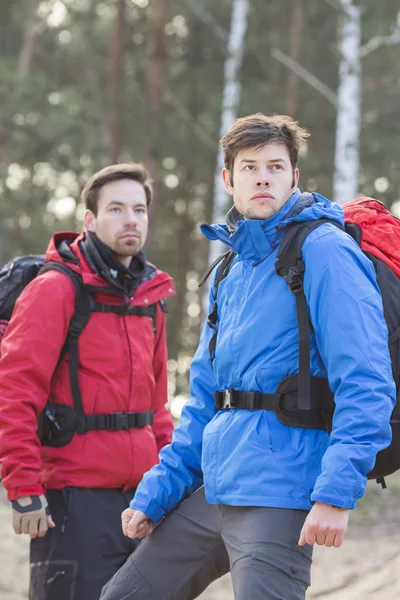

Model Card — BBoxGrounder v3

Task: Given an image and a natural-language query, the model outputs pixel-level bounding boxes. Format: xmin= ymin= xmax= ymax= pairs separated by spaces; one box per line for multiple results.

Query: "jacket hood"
xmin=281 ymin=192 xmax=344 ymax=227
xmin=44 ymin=231 xmax=175 ymax=302
xmin=200 ymin=191 xmax=344 ymax=261
xmin=45 ymin=231 xmax=81 ymax=269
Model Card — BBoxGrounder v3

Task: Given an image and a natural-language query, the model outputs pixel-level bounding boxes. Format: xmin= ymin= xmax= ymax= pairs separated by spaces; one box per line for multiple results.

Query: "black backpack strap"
xmin=207 ymin=251 xmax=237 ymax=363
xmin=213 ymin=374 xmax=334 ymax=430
xmin=275 ymin=219 xmax=341 ymax=411
xmin=198 ymin=251 xmax=232 ymax=288
xmin=37 ymin=263 xmax=162 ymax=443
xmin=39 ymin=262 xmax=91 ymax=434
xmin=84 ymin=409 xmax=154 ymax=431
xmin=88 ymin=297 xmax=158 ymax=334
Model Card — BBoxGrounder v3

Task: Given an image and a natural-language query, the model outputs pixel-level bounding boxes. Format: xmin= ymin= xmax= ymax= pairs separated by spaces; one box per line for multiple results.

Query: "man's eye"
xmin=271 ymin=164 xmax=283 ymax=170
xmin=111 ymin=207 xmax=121 ymax=213
xmin=244 ymin=165 xmax=255 ymax=171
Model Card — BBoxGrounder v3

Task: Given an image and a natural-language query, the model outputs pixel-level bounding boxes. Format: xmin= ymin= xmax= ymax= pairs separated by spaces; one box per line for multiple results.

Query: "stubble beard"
xmin=241 ymin=187 xmax=294 ymax=221
xmin=244 ymin=204 xmax=275 ymax=220
xmin=114 ymin=237 xmax=141 ymax=257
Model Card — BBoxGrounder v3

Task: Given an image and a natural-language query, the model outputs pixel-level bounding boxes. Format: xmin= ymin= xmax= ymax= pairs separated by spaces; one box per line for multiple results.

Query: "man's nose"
xmin=255 ymin=168 xmax=270 ymax=187
xmin=124 ymin=210 xmax=138 ymax=226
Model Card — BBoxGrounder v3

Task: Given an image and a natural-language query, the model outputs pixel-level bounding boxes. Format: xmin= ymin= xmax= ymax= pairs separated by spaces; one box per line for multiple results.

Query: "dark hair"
xmin=221 ymin=114 xmax=310 ymax=185
xmin=81 ymin=162 xmax=153 ymax=214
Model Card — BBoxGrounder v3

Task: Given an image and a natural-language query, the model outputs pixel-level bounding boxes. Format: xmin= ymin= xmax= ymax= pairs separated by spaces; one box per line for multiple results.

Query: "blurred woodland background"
xmin=1 ymin=0 xmax=400 ymax=403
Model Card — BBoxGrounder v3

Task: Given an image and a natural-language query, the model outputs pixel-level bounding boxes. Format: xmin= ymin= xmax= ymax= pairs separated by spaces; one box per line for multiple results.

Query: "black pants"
xmin=29 ymin=487 xmax=139 ymax=600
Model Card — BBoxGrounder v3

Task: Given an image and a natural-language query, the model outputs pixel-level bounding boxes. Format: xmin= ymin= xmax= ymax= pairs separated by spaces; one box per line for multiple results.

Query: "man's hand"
xmin=121 ymin=508 xmax=154 ymax=539
xmin=298 ymin=501 xmax=349 ymax=548
xmin=12 ymin=495 xmax=55 ymax=539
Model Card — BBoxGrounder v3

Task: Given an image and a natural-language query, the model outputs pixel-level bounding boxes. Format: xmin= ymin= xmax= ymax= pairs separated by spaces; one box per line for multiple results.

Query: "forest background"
xmin=2 ymin=2 xmax=400 ymax=598
xmin=1 ymin=0 xmax=400 ymax=404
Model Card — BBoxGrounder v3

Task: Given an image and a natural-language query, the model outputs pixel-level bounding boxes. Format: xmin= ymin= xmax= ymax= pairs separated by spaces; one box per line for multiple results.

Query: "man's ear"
xmin=83 ymin=209 xmax=96 ymax=232
xmin=222 ymin=168 xmax=234 ymax=196
xmin=293 ymin=168 xmax=299 ymax=189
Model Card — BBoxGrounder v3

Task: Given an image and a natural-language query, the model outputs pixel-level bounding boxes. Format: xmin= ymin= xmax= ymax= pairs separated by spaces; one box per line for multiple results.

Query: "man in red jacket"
xmin=0 ymin=162 xmax=174 ymax=600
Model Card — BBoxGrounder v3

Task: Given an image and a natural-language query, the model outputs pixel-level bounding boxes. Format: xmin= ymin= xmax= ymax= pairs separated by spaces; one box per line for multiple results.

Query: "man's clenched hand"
xmin=12 ymin=495 xmax=55 ymax=539
xmin=121 ymin=508 xmax=154 ymax=539
xmin=298 ymin=501 xmax=349 ymax=548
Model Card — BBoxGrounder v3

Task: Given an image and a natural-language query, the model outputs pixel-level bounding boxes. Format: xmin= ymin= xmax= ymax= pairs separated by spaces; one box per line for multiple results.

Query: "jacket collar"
xmin=201 ymin=190 xmax=344 ymax=262
xmin=80 ymin=232 xmax=149 ymax=298
xmin=200 ymin=189 xmax=302 ymax=261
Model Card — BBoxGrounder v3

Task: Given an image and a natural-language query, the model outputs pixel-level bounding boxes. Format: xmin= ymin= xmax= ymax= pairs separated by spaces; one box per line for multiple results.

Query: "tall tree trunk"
xmin=333 ymin=0 xmax=361 ymax=205
xmin=145 ymin=0 xmax=169 ymax=251
xmin=165 ymin=17 xmax=203 ymax=365
xmin=18 ymin=0 xmax=37 ymax=78
xmin=83 ymin=0 xmax=112 ymax=163
xmin=108 ymin=0 xmax=126 ymax=164
xmin=285 ymin=0 xmax=304 ymax=117
xmin=202 ymin=0 xmax=250 ymax=318
xmin=145 ymin=0 xmax=170 ymax=182
xmin=0 ymin=0 xmax=38 ymax=164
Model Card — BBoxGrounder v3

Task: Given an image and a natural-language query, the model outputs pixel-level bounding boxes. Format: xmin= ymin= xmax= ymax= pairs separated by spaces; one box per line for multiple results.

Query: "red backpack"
xmin=343 ymin=197 xmax=400 ymax=277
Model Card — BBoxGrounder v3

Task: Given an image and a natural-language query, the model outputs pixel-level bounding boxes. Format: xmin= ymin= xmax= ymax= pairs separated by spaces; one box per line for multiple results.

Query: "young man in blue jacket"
xmin=100 ymin=114 xmax=395 ymax=600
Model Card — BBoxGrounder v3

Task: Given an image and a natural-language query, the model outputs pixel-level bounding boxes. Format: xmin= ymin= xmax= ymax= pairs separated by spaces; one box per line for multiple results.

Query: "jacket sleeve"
xmin=151 ymin=303 xmax=174 ymax=451
xmin=302 ymin=224 xmax=395 ymax=509
xmin=130 ymin=283 xmax=218 ymax=523
xmin=0 ymin=272 xmax=75 ymax=500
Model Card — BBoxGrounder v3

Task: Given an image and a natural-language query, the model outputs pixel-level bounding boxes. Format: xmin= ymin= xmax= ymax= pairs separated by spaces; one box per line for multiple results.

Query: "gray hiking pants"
xmin=100 ymin=486 xmax=313 ymax=600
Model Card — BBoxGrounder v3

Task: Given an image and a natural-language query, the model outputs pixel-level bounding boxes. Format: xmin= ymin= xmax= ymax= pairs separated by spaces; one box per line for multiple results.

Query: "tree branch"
xmin=184 ymin=0 xmax=229 ymax=57
xmin=360 ymin=24 xmax=400 ymax=58
xmin=164 ymin=88 xmax=216 ymax=150
xmin=271 ymin=48 xmax=337 ymax=107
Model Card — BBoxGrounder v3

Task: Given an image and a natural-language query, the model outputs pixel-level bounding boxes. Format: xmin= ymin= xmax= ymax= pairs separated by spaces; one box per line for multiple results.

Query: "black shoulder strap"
xmin=86 ymin=285 xmax=160 ymax=335
xmin=39 ymin=262 xmax=91 ymax=434
xmin=207 ymin=250 xmax=236 ymax=363
xmin=275 ymin=219 xmax=341 ymax=411
xmin=39 ymin=262 xmax=161 ymax=435
xmin=198 ymin=251 xmax=231 ymax=288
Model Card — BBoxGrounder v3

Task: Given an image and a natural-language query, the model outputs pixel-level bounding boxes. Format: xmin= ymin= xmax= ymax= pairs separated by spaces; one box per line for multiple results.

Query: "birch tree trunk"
xmin=333 ymin=0 xmax=361 ymax=205
xmin=203 ymin=0 xmax=249 ymax=306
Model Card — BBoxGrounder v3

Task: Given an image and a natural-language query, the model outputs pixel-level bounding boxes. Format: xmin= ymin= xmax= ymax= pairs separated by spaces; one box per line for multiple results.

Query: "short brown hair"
xmin=221 ymin=114 xmax=310 ymax=183
xmin=81 ymin=162 xmax=153 ymax=214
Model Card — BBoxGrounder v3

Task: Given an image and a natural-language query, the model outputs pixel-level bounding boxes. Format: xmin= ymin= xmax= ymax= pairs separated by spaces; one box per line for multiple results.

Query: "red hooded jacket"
xmin=0 ymin=233 xmax=175 ymax=501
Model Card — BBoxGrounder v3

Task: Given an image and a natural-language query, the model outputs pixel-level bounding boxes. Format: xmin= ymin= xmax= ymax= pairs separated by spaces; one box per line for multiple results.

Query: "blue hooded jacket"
xmin=131 ymin=191 xmax=395 ymax=523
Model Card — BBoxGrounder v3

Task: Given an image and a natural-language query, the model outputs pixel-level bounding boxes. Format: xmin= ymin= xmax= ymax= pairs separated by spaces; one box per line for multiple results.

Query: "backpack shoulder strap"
xmin=39 ymin=262 xmax=90 ymax=434
xmin=207 ymin=250 xmax=236 ymax=363
xmin=275 ymin=219 xmax=336 ymax=281
xmin=198 ymin=250 xmax=232 ymax=288
xmin=275 ymin=219 xmax=341 ymax=411
xmin=39 ymin=261 xmax=91 ymax=359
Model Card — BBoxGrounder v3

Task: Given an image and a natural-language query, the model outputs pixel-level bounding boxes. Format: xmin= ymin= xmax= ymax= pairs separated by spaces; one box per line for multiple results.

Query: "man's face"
xmin=222 ymin=142 xmax=299 ymax=220
xmin=84 ymin=178 xmax=148 ymax=267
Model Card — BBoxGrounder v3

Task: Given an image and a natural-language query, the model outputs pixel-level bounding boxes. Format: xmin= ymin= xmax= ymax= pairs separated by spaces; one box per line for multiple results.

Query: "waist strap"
xmin=84 ymin=410 xmax=153 ymax=431
xmin=214 ymin=375 xmax=335 ymax=431
xmin=214 ymin=389 xmax=280 ymax=411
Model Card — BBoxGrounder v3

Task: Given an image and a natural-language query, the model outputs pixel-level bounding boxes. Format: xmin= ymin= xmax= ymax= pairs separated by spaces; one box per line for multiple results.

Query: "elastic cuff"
xmin=310 ymin=493 xmax=357 ymax=510
xmin=129 ymin=498 xmax=166 ymax=524
xmin=8 ymin=485 xmax=45 ymax=501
